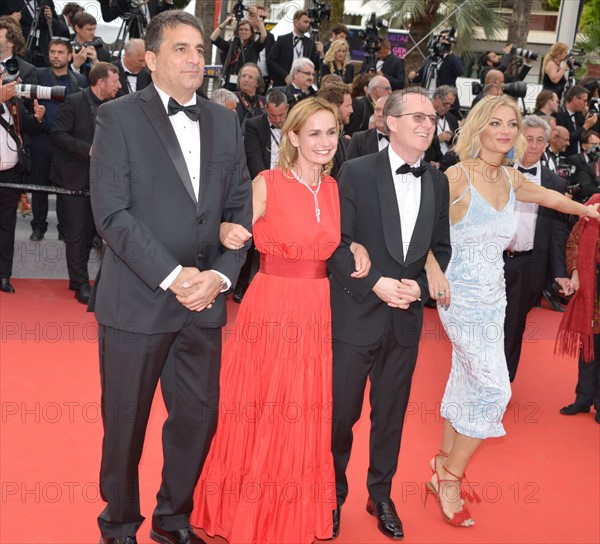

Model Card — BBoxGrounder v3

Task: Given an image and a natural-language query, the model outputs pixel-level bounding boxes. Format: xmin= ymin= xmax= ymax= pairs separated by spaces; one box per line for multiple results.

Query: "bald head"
xmin=368 ymin=76 xmax=392 ymax=101
xmin=123 ymin=38 xmax=146 ymax=74
xmin=552 ymin=126 xmax=570 ymax=153
xmin=484 ymin=69 xmax=504 ymax=86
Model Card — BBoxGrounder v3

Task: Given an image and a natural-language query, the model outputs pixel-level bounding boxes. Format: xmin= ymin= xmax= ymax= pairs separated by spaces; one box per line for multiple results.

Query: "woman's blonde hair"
xmin=323 ymin=39 xmax=350 ymax=73
xmin=542 ymin=42 xmax=568 ymax=76
xmin=277 ymin=97 xmax=340 ymax=176
xmin=453 ymin=95 xmax=527 ymax=161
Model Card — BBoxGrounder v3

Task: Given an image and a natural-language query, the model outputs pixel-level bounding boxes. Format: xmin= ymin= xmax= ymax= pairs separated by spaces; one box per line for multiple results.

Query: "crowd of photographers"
xmin=1 ymin=2 xmax=600 ymax=318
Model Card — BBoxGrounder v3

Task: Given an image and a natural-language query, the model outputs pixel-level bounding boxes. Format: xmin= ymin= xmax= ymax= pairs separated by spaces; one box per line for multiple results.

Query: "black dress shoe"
xmin=542 ymin=290 xmax=564 ymax=312
xmin=332 ymin=505 xmax=341 ymax=539
xmin=58 ymin=232 xmax=66 ymax=242
xmin=100 ymin=537 xmax=137 ymax=544
xmin=150 ymin=526 xmax=206 ymax=544
xmin=30 ymin=228 xmax=44 ymax=241
xmin=68 ymin=281 xmax=77 ymax=291
xmin=0 ymin=278 xmax=15 ymax=293
xmin=75 ymin=283 xmax=91 ymax=304
xmin=366 ymin=498 xmax=404 ymax=539
xmin=560 ymin=403 xmax=591 ymax=415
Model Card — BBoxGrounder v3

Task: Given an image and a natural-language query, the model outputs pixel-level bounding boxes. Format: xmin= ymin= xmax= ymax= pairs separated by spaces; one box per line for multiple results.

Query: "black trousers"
xmin=30 ymin=133 xmax=66 ymax=235
xmin=0 ymin=166 xmax=22 ymax=279
xmin=59 ymin=193 xmax=95 ymax=288
xmin=97 ymin=321 xmax=222 ymax=538
xmin=331 ymin=318 xmax=419 ymax=505
xmin=574 ymin=334 xmax=600 ymax=411
xmin=504 ymin=253 xmax=541 ymax=382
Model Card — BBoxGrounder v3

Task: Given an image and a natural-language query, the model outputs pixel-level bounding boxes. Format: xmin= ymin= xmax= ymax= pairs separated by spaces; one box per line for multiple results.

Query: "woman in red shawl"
xmin=556 ymin=193 xmax=600 ymax=424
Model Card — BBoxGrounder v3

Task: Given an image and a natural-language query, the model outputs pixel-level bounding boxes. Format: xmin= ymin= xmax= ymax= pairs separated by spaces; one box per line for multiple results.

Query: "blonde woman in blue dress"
xmin=424 ymin=95 xmax=600 ymax=527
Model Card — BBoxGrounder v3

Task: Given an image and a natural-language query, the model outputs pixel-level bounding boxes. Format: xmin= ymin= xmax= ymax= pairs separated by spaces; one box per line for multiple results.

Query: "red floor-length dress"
xmin=191 ymin=168 xmax=340 ymax=543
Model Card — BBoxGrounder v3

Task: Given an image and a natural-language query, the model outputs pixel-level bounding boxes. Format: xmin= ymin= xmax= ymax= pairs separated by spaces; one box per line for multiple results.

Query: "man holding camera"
xmin=267 ymin=9 xmax=322 ymax=88
xmin=71 ymin=12 xmax=110 ymax=79
xmin=0 ymin=18 xmax=38 ymax=84
xmin=479 ymin=43 xmax=533 ymax=84
xmin=359 ymin=38 xmax=404 ymax=91
xmin=50 ymin=62 xmax=120 ymax=304
xmin=0 ymin=66 xmax=46 ymax=294
xmin=99 ymin=0 xmax=174 ymax=39
xmin=29 ymin=37 xmax=86 ymax=243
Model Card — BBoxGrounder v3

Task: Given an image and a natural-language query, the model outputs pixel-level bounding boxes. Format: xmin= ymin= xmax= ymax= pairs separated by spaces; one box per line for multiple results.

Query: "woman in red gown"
xmin=191 ymin=98 xmax=369 ymax=543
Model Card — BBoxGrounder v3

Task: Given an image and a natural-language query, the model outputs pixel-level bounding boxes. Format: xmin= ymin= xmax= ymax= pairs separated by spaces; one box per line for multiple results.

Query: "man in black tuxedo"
xmin=267 ymin=9 xmax=322 ymax=88
xmin=275 ymin=57 xmax=318 ymax=107
xmin=70 ymin=12 xmax=111 ymax=79
xmin=50 ymin=62 xmax=121 ymax=304
xmin=0 ymin=69 xmax=46 ymax=294
xmin=566 ymin=129 xmax=600 ymax=202
xmin=345 ymin=75 xmax=391 ymax=136
xmin=29 ymin=37 xmax=86 ymax=243
xmin=89 ymin=11 xmax=252 ymax=544
xmin=0 ymin=0 xmax=69 ymax=66
xmin=234 ymin=89 xmax=288 ymax=303
xmin=0 ymin=18 xmax=38 ymax=84
xmin=556 ymin=85 xmax=598 ymax=157
xmin=328 ymin=88 xmax=452 ymax=539
xmin=113 ymin=38 xmax=151 ymax=96
xmin=359 ymin=38 xmax=405 ymax=91
xmin=504 ymin=115 xmax=570 ymax=382
xmin=424 ymin=85 xmax=459 ymax=165
xmin=347 ymin=94 xmax=390 ymax=160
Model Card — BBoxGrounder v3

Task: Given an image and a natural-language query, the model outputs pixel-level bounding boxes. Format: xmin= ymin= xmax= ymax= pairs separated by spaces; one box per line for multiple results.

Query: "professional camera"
xmin=232 ymin=0 xmax=247 ymax=22
xmin=15 ymin=84 xmax=67 ymax=101
xmin=1 ymin=58 xmax=20 ymax=82
xmin=555 ymin=157 xmax=579 ymax=192
xmin=359 ymin=12 xmax=387 ymax=71
xmin=511 ymin=46 xmax=538 ymax=62
xmin=566 ymin=48 xmax=583 ymax=70
xmin=307 ymin=0 xmax=330 ymax=33
xmin=72 ymin=38 xmax=103 ymax=54
xmin=588 ymin=97 xmax=600 ymax=115
xmin=471 ymin=80 xmax=527 ymax=99
xmin=588 ymin=145 xmax=600 ymax=162
xmin=428 ymin=28 xmax=457 ymax=60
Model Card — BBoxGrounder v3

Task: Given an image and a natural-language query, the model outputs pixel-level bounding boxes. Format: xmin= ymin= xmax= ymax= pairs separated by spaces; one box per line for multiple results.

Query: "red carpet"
xmin=1 ymin=279 xmax=598 ymax=544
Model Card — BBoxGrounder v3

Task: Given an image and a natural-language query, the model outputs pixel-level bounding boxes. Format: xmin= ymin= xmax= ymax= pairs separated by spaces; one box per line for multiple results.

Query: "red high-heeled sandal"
xmin=424 ymin=466 xmax=479 ymax=527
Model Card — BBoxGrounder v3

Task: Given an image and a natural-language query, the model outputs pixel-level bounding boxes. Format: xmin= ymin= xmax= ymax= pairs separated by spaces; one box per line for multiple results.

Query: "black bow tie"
xmin=378 ymin=133 xmax=389 ymax=142
xmin=167 ymin=97 xmax=200 ymax=121
xmin=518 ymin=165 xmax=537 ymax=176
xmin=293 ymin=36 xmax=302 ymax=46
xmin=123 ymin=70 xmax=135 ymax=77
xmin=396 ymin=163 xmax=426 ymax=177
xmin=270 ymin=124 xmax=279 ymax=130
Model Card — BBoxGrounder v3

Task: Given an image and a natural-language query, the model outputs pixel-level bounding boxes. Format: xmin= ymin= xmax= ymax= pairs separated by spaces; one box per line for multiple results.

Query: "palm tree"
xmin=385 ymin=0 xmax=506 ymax=77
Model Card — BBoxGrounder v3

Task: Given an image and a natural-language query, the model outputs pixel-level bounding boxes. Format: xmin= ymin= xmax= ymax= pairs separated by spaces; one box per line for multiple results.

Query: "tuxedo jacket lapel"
xmin=376 ymin=150 xmax=404 ymax=264
xmin=197 ymin=98 xmax=214 ymax=208
xmin=140 ymin=84 xmax=197 ymax=205
xmin=405 ymin=168 xmax=434 ymax=267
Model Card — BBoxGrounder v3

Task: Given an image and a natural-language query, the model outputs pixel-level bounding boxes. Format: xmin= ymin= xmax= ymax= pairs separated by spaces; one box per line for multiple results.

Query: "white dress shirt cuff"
xmin=211 ymin=270 xmax=231 ymax=292
xmin=160 ymin=265 xmax=182 ymax=291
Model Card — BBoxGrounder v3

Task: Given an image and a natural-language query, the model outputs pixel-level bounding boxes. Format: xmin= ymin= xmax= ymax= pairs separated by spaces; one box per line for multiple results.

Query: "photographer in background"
xmin=59 ymin=2 xmax=83 ymax=40
xmin=267 ymin=10 xmax=322 ymax=88
xmin=0 ymin=17 xmax=37 ymax=84
xmin=211 ymin=5 xmax=266 ymax=92
xmin=566 ymin=130 xmax=600 ymax=203
xmin=534 ymin=89 xmax=560 ymax=117
xmin=359 ymin=38 xmax=404 ymax=91
xmin=29 ymin=37 xmax=86 ymax=243
xmin=98 ymin=0 xmax=173 ymax=39
xmin=0 ymin=67 xmax=46 ymax=294
xmin=556 ymin=85 xmax=598 ymax=157
xmin=70 ymin=12 xmax=110 ymax=79
xmin=479 ymin=43 xmax=534 ymax=84
xmin=542 ymin=42 xmax=570 ymax=100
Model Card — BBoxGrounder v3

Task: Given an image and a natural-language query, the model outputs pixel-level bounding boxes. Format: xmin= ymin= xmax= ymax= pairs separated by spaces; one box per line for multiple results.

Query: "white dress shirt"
xmin=269 ymin=125 xmax=281 ymax=169
xmin=0 ymin=102 xmax=18 ymax=171
xmin=388 ymin=145 xmax=422 ymax=257
xmin=121 ymin=57 xmax=138 ymax=93
xmin=509 ymin=161 xmax=541 ymax=251
xmin=376 ymin=130 xmax=389 ymax=152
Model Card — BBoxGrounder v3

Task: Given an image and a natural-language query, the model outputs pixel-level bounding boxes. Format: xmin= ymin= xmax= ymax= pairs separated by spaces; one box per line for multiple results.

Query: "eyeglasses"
xmin=395 ymin=112 xmax=438 ymax=125
xmin=298 ymin=70 xmax=314 ymax=77
xmin=373 ymin=85 xmax=392 ymax=92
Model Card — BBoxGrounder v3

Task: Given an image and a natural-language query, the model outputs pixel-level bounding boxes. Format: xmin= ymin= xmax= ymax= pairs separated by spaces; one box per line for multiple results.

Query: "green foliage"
xmin=547 ymin=0 xmax=561 ymax=9
xmin=580 ymin=0 xmax=600 ymax=32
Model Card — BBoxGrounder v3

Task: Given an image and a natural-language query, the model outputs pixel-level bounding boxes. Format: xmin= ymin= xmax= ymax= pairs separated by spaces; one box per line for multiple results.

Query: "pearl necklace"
xmin=289 ymin=169 xmax=321 ymax=223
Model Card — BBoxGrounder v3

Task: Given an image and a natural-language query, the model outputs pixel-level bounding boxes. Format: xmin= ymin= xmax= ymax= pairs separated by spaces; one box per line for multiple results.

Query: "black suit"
xmin=424 ymin=111 xmax=459 ymax=163
xmin=346 ymin=128 xmax=382 ymax=160
xmin=566 ymin=153 xmax=600 ymax=201
xmin=345 ymin=95 xmax=374 ymax=137
xmin=360 ymin=53 xmax=405 ymax=90
xmin=555 ymin=106 xmax=586 ymax=157
xmin=244 ymin=112 xmax=272 ymax=179
xmin=112 ymin=59 xmax=152 ymax=97
xmin=411 ymin=53 xmax=464 ymax=114
xmin=50 ymin=88 xmax=100 ymax=289
xmin=330 ymin=135 xmax=349 ymax=179
xmin=327 ymin=150 xmax=451 ymax=504
xmin=89 ymin=84 xmax=252 ymax=538
xmin=99 ymin=0 xmax=173 ymax=37
xmin=504 ymin=165 xmax=568 ymax=381
xmin=267 ymin=33 xmax=320 ymax=88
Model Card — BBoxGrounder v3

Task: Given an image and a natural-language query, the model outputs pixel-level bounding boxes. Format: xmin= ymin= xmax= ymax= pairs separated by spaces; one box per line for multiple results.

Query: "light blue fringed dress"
xmin=438 ymin=164 xmax=517 ymax=439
